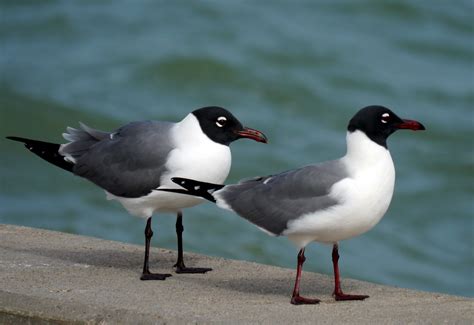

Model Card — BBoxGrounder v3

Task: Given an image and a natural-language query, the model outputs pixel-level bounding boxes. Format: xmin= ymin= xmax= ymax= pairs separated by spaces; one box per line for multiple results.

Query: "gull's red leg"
xmin=290 ymin=248 xmax=320 ymax=305
xmin=332 ymin=243 xmax=369 ymax=301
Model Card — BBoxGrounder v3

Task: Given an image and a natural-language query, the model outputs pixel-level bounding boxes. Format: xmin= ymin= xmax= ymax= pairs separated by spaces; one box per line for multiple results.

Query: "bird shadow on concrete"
xmin=4 ymin=244 xmax=179 ymax=272
xmin=185 ymin=274 xmax=370 ymax=301
xmin=172 ymin=264 xmax=336 ymax=299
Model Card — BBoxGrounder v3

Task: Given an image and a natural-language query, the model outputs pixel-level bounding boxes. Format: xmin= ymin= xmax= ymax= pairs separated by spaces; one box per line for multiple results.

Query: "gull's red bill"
xmin=235 ymin=127 xmax=268 ymax=143
xmin=396 ymin=119 xmax=426 ymax=131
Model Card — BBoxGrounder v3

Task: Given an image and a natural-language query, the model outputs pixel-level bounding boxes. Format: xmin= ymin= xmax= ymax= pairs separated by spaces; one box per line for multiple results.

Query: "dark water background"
xmin=1 ymin=1 xmax=472 ymax=297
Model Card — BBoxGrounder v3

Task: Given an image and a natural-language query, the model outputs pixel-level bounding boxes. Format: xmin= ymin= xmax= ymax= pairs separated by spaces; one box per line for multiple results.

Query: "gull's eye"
xmin=216 ymin=116 xmax=227 ymax=127
xmin=381 ymin=113 xmax=390 ymax=124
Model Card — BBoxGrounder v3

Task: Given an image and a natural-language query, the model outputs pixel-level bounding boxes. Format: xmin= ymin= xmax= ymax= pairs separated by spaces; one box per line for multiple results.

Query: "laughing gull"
xmin=160 ymin=105 xmax=425 ymax=304
xmin=7 ymin=106 xmax=267 ymax=280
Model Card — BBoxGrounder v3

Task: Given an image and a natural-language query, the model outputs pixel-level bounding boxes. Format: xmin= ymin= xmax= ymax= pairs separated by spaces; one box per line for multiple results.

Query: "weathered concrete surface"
xmin=0 ymin=224 xmax=472 ymax=324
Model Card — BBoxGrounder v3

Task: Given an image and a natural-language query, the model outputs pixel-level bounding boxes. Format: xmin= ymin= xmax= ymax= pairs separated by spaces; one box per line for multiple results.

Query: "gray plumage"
xmin=216 ymin=160 xmax=348 ymax=235
xmin=60 ymin=122 xmax=110 ymax=161
xmin=60 ymin=121 xmax=174 ymax=198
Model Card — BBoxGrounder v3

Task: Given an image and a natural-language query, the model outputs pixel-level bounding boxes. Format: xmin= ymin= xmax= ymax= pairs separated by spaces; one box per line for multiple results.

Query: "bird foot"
xmin=291 ymin=295 xmax=321 ymax=305
xmin=140 ymin=272 xmax=172 ymax=281
xmin=175 ymin=266 xmax=213 ymax=274
xmin=334 ymin=292 xmax=369 ymax=301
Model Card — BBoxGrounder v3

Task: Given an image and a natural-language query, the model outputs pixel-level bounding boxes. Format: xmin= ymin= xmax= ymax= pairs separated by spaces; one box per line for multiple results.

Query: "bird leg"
xmin=174 ymin=212 xmax=212 ymax=274
xmin=140 ymin=217 xmax=172 ymax=280
xmin=332 ymin=243 xmax=369 ymax=301
xmin=290 ymin=248 xmax=320 ymax=305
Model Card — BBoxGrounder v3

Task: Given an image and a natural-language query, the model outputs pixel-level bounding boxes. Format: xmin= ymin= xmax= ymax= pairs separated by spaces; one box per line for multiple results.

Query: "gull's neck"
xmin=343 ymin=130 xmax=392 ymax=171
xmin=173 ymin=114 xmax=208 ymax=146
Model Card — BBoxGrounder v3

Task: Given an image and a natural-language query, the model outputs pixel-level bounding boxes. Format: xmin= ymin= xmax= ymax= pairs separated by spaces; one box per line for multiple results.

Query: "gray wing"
xmin=65 ymin=121 xmax=174 ymax=198
xmin=217 ymin=160 xmax=348 ymax=235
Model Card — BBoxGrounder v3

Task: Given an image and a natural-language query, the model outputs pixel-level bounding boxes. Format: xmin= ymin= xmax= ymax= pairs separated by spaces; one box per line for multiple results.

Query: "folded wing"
xmin=61 ymin=121 xmax=174 ymax=198
xmin=215 ymin=161 xmax=348 ymax=235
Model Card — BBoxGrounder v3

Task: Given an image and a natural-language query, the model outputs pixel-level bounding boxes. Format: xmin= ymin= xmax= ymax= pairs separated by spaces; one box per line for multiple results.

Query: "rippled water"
xmin=1 ymin=1 xmax=472 ymax=297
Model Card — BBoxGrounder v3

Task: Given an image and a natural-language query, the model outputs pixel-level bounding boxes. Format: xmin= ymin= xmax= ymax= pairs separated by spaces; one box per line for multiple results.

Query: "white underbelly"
xmin=285 ymin=191 xmax=393 ymax=247
xmin=106 ymin=190 xmax=205 ymax=218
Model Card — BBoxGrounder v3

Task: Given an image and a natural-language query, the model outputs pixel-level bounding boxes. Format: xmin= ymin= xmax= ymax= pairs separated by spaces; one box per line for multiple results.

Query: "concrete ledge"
xmin=0 ymin=224 xmax=472 ymax=324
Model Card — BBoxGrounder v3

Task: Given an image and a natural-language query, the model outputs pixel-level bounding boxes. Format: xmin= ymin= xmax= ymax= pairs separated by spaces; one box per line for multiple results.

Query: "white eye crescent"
xmin=381 ymin=113 xmax=390 ymax=124
xmin=216 ymin=116 xmax=227 ymax=127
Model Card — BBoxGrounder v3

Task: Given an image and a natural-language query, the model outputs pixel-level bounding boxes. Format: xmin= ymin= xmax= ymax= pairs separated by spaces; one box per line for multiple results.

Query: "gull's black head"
xmin=192 ymin=106 xmax=267 ymax=146
xmin=347 ymin=105 xmax=425 ymax=148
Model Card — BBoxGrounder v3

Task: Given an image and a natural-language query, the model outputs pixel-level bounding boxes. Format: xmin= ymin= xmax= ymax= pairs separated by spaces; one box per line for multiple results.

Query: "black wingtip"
xmin=6 ymin=135 xmax=74 ymax=173
xmin=6 ymin=136 xmax=27 ymax=142
xmin=159 ymin=188 xmax=193 ymax=196
xmin=168 ymin=177 xmax=224 ymax=202
xmin=171 ymin=177 xmax=189 ymax=186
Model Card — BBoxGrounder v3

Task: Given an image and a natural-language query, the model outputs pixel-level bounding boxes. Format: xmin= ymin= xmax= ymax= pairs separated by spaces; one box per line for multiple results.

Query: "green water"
xmin=1 ymin=1 xmax=472 ymax=297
